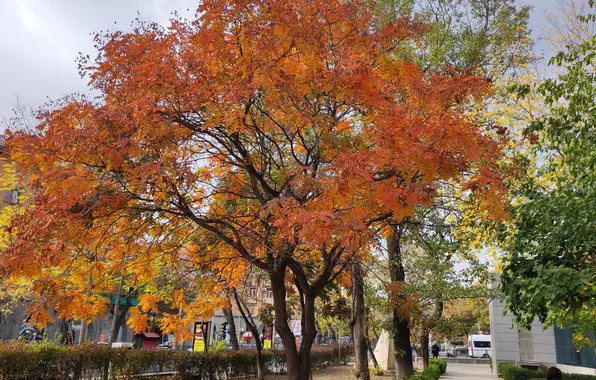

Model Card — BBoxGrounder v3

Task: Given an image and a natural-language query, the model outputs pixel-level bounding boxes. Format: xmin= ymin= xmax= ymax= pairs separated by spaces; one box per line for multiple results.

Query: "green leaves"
xmin=501 ymin=2 xmax=596 ymax=348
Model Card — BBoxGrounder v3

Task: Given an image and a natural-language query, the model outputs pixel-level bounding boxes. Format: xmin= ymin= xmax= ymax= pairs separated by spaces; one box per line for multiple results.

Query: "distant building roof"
xmin=138 ymin=332 xmax=160 ymax=339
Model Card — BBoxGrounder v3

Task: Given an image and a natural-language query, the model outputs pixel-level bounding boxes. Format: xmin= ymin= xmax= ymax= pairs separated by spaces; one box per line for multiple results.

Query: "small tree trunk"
xmin=102 ymin=276 xmax=124 ymax=380
xmin=315 ymin=320 xmax=323 ymax=345
xmin=78 ymin=267 xmax=94 ymax=345
xmin=351 ymin=262 xmax=370 ymax=380
xmin=371 ymin=323 xmax=379 ymax=341
xmin=388 ymin=225 xmax=414 ymax=379
xmin=364 ymin=310 xmax=379 ymax=369
xmin=223 ymin=306 xmax=240 ymax=350
xmin=366 ymin=336 xmax=379 ymax=368
xmin=233 ymin=288 xmax=265 ymax=380
xmin=108 ymin=276 xmax=125 ymax=346
xmin=420 ymin=330 xmax=429 ymax=370
xmin=113 ymin=295 xmax=132 ymax=344
xmin=58 ymin=319 xmax=71 ymax=345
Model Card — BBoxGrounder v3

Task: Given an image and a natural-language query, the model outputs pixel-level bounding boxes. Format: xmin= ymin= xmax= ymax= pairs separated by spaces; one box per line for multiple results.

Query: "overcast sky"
xmin=0 ymin=0 xmax=562 ymax=123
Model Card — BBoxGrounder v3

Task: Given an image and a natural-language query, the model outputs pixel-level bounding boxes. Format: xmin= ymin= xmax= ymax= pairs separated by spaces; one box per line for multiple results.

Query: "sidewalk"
xmin=247 ymin=363 xmax=496 ymax=379
xmin=441 ymin=363 xmax=497 ymax=379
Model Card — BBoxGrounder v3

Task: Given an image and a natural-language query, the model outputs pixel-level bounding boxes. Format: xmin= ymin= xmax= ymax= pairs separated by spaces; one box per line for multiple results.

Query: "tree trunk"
xmin=270 ymin=253 xmax=342 ymax=380
xmin=78 ymin=268 xmax=94 ymax=345
xmin=350 ymin=262 xmax=370 ymax=380
xmin=315 ymin=320 xmax=322 ymax=345
xmin=223 ymin=306 xmax=240 ymax=350
xmin=364 ymin=309 xmax=379 ymax=369
xmin=103 ymin=276 xmax=125 ymax=380
xmin=113 ymin=297 xmax=131 ymax=343
xmin=270 ymin=268 xmax=300 ymax=380
xmin=387 ymin=224 xmax=414 ymax=379
xmin=297 ymin=290 xmax=317 ymax=380
xmin=58 ymin=319 xmax=73 ymax=345
xmin=233 ymin=288 xmax=265 ymax=380
xmin=371 ymin=323 xmax=379 ymax=341
xmin=108 ymin=276 xmax=124 ymax=346
xmin=420 ymin=330 xmax=429 ymax=370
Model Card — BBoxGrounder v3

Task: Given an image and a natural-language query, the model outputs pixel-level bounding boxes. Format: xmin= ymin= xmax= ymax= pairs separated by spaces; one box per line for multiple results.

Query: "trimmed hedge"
xmin=499 ymin=363 xmax=596 ymax=380
xmin=429 ymin=358 xmax=447 ymax=374
xmin=0 ymin=341 xmax=354 ymax=379
xmin=499 ymin=363 xmax=546 ymax=380
xmin=561 ymin=374 xmax=596 ymax=380
xmin=406 ymin=359 xmax=447 ymax=380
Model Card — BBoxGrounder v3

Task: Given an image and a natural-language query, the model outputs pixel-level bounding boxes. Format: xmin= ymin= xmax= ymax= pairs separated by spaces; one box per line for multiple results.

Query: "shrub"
xmin=563 ymin=374 xmax=596 ymax=380
xmin=499 ymin=363 xmax=596 ymax=380
xmin=499 ymin=362 xmax=546 ymax=380
xmin=406 ymin=361 xmax=445 ymax=380
xmin=370 ymin=365 xmax=384 ymax=376
xmin=429 ymin=358 xmax=447 ymax=374
xmin=0 ymin=341 xmax=352 ymax=379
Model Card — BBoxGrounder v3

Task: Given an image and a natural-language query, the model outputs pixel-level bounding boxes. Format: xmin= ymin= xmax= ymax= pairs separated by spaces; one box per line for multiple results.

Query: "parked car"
xmin=446 ymin=345 xmax=469 ymax=357
xmin=156 ymin=341 xmax=173 ymax=349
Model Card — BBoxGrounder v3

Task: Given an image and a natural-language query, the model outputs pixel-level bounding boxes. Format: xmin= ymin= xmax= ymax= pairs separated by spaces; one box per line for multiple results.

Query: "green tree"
xmin=502 ymin=1 xmax=596 ymax=348
xmin=436 ymin=298 xmax=490 ymax=344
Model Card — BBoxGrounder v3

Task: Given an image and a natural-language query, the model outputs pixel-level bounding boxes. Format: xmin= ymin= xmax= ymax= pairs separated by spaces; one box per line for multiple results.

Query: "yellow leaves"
xmin=127 ymin=307 xmax=149 ymax=334
xmin=138 ymin=293 xmax=161 ymax=313
xmin=173 ymin=289 xmax=186 ymax=308
xmin=159 ymin=312 xmax=192 ymax=342
xmin=29 ymin=307 xmax=54 ymax=328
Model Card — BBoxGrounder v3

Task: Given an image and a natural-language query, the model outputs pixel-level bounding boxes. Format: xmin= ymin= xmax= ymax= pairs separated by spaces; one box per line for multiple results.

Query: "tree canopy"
xmin=502 ymin=2 xmax=596 ymax=348
xmin=1 ymin=1 xmax=510 ymax=378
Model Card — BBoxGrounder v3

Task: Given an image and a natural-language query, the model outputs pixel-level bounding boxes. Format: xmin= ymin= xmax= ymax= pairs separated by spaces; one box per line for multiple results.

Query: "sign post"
xmin=193 ymin=321 xmax=211 ymax=352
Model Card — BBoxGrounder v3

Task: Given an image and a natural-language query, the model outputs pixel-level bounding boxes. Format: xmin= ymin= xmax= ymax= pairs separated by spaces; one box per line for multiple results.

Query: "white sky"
xmin=0 ymin=0 xmax=562 ymax=123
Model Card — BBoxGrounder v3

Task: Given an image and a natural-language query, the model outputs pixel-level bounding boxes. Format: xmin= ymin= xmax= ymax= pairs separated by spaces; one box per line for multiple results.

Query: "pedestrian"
xmin=546 ymin=367 xmax=562 ymax=380
xmin=431 ymin=343 xmax=440 ymax=359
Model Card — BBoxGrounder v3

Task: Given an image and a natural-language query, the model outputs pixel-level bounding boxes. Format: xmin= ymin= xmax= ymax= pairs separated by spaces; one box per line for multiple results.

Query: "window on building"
xmin=554 ymin=325 xmax=592 ymax=367
xmin=4 ymin=189 xmax=18 ymax=205
xmin=519 ymin=328 xmax=535 ymax=361
xmin=248 ymin=287 xmax=256 ymax=298
xmin=264 ymin=288 xmax=273 ymax=299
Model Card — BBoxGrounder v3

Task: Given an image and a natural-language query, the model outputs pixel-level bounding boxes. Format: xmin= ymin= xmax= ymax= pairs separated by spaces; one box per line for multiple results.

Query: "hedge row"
xmin=499 ymin=363 xmax=596 ymax=380
xmin=406 ymin=358 xmax=447 ymax=380
xmin=0 ymin=341 xmax=354 ymax=380
xmin=499 ymin=363 xmax=546 ymax=380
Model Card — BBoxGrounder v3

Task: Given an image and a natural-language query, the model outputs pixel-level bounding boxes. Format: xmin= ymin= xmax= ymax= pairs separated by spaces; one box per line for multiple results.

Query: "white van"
xmin=468 ymin=334 xmax=491 ymax=358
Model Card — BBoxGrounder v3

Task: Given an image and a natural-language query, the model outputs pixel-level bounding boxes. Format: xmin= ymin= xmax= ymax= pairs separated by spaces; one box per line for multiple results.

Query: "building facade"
xmin=489 ymin=276 xmax=596 ymax=375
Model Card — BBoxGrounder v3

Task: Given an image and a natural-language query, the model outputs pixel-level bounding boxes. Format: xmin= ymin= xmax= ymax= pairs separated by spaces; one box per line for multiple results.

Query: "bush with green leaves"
xmin=0 ymin=341 xmax=353 ymax=379
xmin=499 ymin=363 xmax=546 ymax=380
xmin=499 ymin=363 xmax=596 ymax=380
xmin=562 ymin=374 xmax=596 ymax=380
xmin=429 ymin=358 xmax=447 ymax=374
xmin=406 ymin=361 xmax=446 ymax=380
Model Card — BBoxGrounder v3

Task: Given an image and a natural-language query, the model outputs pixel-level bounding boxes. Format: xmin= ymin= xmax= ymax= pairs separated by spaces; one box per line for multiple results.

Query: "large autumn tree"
xmin=3 ymin=1 xmax=505 ymax=379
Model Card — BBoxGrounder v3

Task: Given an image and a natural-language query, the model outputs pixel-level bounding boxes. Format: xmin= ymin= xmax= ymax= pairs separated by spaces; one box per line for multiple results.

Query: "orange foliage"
xmin=2 ymin=0 xmax=505 ymax=339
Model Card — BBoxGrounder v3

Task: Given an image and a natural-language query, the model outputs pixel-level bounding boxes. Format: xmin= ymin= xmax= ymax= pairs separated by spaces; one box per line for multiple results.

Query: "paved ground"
xmin=442 ymin=363 xmax=497 ymax=379
xmin=248 ymin=366 xmax=393 ymax=379
xmin=245 ymin=363 xmax=496 ymax=379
